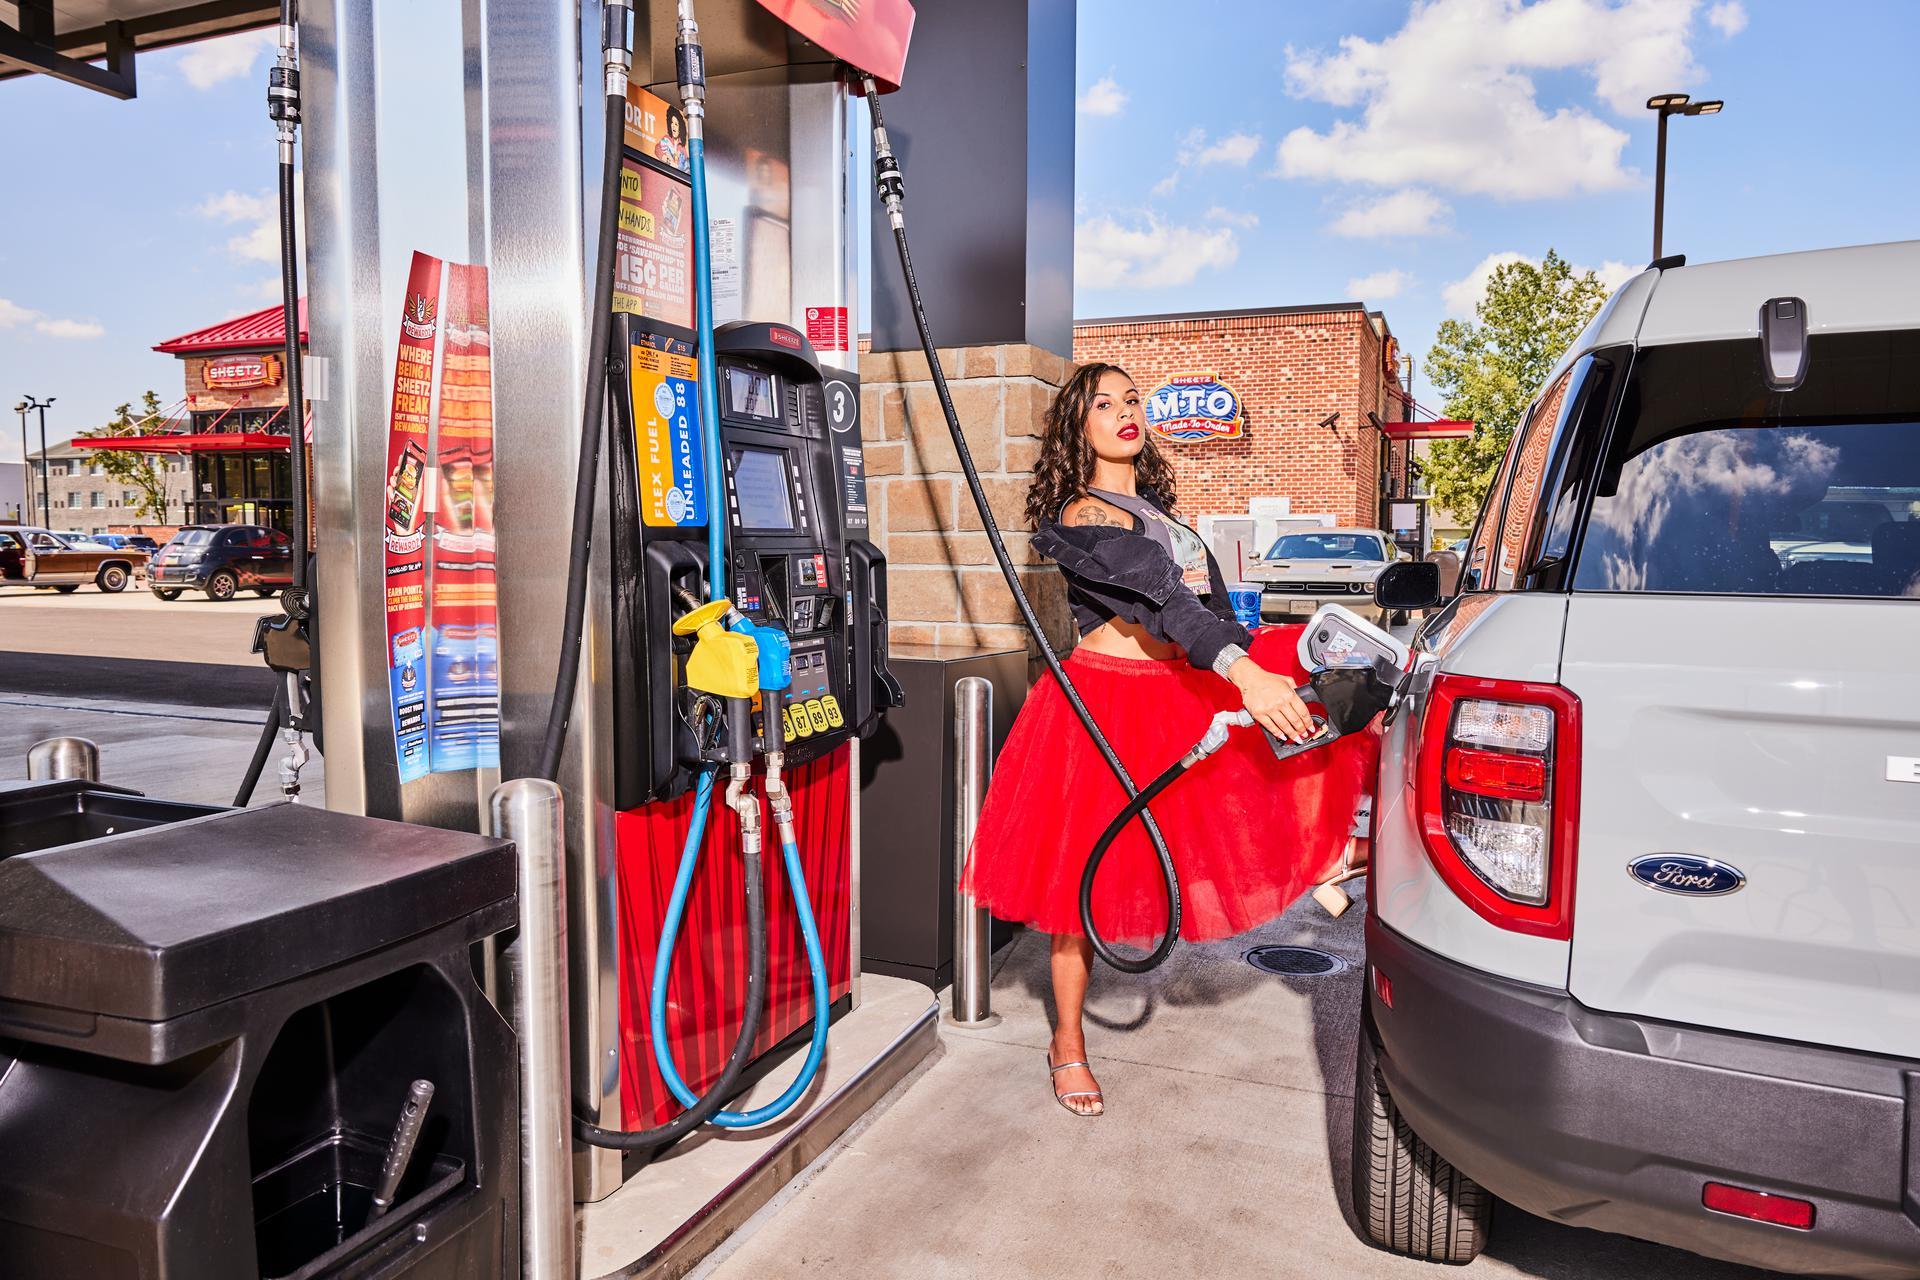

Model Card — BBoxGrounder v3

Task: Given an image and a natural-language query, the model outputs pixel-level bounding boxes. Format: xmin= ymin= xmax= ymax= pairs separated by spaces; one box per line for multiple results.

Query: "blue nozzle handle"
xmin=730 ymin=617 xmax=792 ymax=692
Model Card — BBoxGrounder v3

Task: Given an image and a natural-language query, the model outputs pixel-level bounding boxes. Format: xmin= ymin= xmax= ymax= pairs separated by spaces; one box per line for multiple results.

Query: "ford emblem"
xmin=1627 ymin=855 xmax=1746 ymax=897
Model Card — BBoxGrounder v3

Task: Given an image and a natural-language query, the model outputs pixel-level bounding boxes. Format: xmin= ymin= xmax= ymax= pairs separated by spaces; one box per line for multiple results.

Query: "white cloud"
xmin=1347 ymin=269 xmax=1413 ymax=300
xmin=1277 ymin=0 xmax=1717 ymax=200
xmin=1078 ymin=76 xmax=1128 ymax=117
xmin=199 ymin=189 xmax=300 ymax=265
xmin=35 ymin=318 xmax=106 ymax=340
xmin=0 ymin=297 xmax=105 ymax=338
xmin=1077 ymin=215 xmax=1241 ymax=290
xmin=1206 ymin=207 xmax=1260 ymax=228
xmin=1707 ymin=1 xmax=1748 ymax=36
xmin=178 ymin=29 xmax=277 ymax=90
xmin=1441 ymin=249 xmax=1641 ymax=317
xmin=1183 ymin=128 xmax=1263 ymax=167
xmin=1330 ymin=187 xmax=1450 ymax=238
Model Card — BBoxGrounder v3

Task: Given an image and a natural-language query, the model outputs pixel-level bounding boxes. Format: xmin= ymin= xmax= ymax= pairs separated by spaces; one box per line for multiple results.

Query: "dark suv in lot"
xmin=149 ymin=524 xmax=293 ymax=601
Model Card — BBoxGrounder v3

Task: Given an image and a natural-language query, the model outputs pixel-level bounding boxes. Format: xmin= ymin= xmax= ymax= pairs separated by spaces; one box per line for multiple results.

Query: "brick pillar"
xmin=861 ymin=343 xmax=1076 ymax=655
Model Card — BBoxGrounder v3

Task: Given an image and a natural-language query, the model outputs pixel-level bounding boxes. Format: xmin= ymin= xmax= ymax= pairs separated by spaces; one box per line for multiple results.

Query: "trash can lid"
xmin=0 ymin=803 xmax=515 ymax=1022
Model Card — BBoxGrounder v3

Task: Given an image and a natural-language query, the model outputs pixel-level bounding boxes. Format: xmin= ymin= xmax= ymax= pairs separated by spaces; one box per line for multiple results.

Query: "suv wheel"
xmin=1351 ymin=1026 xmax=1492 ymax=1264
xmin=205 ymin=570 xmax=239 ymax=602
xmin=96 ymin=564 xmax=129 ymax=593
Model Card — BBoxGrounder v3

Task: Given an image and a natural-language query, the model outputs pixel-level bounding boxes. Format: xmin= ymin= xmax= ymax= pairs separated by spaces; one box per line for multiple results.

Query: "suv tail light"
xmin=1415 ymin=673 xmax=1581 ymax=939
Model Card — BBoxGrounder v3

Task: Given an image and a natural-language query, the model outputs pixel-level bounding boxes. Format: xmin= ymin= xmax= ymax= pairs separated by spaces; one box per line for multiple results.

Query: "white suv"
xmin=1355 ymin=242 xmax=1920 ymax=1277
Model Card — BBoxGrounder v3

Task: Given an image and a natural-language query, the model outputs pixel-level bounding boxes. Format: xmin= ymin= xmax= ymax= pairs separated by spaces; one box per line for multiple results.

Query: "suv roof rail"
xmin=1648 ymin=253 xmax=1687 ymax=270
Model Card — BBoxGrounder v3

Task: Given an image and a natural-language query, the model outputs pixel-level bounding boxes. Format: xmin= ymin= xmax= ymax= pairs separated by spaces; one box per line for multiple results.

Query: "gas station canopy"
xmin=0 ymin=1 xmax=275 ymax=98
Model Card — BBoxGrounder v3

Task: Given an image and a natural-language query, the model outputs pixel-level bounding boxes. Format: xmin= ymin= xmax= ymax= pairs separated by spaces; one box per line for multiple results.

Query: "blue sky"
xmin=3 ymin=0 xmax=1918 ymax=466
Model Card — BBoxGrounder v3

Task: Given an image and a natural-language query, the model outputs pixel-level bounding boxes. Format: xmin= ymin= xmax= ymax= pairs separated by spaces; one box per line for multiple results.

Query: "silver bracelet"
xmin=1211 ymin=643 xmax=1249 ymax=679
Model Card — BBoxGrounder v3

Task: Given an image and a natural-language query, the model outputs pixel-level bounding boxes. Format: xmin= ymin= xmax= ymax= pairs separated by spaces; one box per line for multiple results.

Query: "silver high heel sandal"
xmin=1047 ymin=1053 xmax=1104 ymax=1117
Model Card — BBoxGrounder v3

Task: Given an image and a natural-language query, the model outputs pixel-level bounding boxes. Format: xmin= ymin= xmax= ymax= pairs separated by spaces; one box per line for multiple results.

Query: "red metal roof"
xmin=154 ymin=298 xmax=307 ymax=355
xmin=75 ymin=433 xmax=292 ymax=455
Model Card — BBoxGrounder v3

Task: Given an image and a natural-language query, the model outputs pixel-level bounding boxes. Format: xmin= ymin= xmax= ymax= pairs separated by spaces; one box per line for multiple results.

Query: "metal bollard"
xmin=27 ymin=737 xmax=99 ymax=783
xmin=949 ymin=677 xmax=1001 ymax=1029
xmin=488 ymin=778 xmax=576 ymax=1280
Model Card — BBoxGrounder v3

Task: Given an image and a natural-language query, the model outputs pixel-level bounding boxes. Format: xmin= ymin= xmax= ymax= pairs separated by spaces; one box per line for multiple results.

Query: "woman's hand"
xmin=1227 ymin=657 xmax=1318 ymax=744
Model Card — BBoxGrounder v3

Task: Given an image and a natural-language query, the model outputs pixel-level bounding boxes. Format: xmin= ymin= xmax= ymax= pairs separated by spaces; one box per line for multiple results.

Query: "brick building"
xmin=22 ymin=438 xmax=195 ymax=537
xmin=1072 ymin=304 xmax=1425 ymax=538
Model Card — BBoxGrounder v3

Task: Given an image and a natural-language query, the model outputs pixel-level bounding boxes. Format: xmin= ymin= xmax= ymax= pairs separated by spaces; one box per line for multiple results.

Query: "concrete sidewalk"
xmin=697 ymin=892 xmax=1787 ymax=1280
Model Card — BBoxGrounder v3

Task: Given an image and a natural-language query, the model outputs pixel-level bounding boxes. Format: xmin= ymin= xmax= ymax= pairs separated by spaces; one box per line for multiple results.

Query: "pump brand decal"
xmin=1627 ymin=855 xmax=1747 ymax=897
xmin=767 ymin=326 xmax=802 ymax=350
xmin=631 ymin=337 xmax=706 ymax=528
xmin=1145 ymin=373 xmax=1245 ymax=442
xmin=614 ymin=158 xmax=694 ymax=332
xmin=382 ymin=251 xmax=443 ymax=783
xmin=426 ymin=263 xmax=502 ymax=774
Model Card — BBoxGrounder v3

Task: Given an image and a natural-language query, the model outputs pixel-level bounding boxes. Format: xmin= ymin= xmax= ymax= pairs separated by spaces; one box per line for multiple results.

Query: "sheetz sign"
xmin=204 ymin=354 xmax=283 ymax=389
xmin=1145 ymin=373 xmax=1244 ymax=442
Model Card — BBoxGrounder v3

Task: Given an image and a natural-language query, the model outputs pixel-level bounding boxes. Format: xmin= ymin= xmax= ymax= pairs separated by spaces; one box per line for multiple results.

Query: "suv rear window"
xmin=1572 ymin=331 xmax=1920 ymax=599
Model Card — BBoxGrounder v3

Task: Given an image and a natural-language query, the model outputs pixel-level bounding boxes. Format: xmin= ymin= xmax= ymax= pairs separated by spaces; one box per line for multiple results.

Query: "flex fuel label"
xmin=631 ymin=339 xmax=706 ymax=527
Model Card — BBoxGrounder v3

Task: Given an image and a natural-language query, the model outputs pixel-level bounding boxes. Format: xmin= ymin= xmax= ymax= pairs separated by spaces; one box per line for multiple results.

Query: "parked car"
xmin=1353 ymin=243 xmax=1920 ymax=1279
xmin=85 ymin=532 xmax=161 ymax=554
xmin=1245 ymin=528 xmax=1405 ymax=625
xmin=149 ymin=524 xmax=294 ymax=601
xmin=0 ymin=526 xmax=146 ymax=592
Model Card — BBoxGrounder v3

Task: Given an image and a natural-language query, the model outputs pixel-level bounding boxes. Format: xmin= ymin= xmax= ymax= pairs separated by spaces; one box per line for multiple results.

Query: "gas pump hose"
xmin=863 ymin=80 xmax=1181 ymax=974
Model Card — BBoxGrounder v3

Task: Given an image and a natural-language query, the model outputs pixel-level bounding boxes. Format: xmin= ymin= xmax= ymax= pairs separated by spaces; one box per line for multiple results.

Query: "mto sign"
xmin=205 ymin=354 xmax=282 ymax=389
xmin=1145 ymin=373 xmax=1244 ymax=442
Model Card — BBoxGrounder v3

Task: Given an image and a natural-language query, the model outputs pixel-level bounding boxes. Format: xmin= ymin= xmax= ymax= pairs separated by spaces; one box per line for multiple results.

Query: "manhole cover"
xmin=1245 ymin=945 xmax=1347 ymax=977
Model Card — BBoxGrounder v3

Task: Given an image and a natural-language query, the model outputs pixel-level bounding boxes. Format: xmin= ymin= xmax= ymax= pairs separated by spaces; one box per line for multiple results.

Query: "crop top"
xmin=1032 ymin=491 xmax=1252 ymax=674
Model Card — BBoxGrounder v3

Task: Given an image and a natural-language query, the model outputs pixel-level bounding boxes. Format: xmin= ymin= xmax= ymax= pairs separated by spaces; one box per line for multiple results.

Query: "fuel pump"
xmin=558 ymin=1 xmax=899 ymax=1151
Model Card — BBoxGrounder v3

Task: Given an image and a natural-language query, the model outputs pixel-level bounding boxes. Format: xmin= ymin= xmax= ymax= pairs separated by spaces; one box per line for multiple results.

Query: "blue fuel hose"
xmin=653 ymin=827 xmax=831 ymax=1126
xmin=688 ymin=131 xmax=726 ymax=602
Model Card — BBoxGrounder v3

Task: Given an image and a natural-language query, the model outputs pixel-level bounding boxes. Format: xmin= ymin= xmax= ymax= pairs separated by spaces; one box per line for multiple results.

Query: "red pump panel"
xmin=616 ymin=748 xmax=853 ymax=1130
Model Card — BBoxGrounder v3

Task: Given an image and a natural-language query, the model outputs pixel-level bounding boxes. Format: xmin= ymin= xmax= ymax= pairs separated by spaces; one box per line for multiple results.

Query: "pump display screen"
xmin=731 ymin=446 xmax=795 ymax=530
xmin=725 ymin=366 xmax=781 ymax=423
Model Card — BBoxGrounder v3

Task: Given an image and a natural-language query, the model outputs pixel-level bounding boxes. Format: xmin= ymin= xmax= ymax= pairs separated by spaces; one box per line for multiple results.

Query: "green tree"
xmin=1422 ymin=250 xmax=1612 ymax=520
xmin=78 ymin=391 xmax=172 ymax=521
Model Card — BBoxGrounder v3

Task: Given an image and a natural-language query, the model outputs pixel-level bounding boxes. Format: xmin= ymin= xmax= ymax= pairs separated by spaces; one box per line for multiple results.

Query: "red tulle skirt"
xmin=960 ymin=626 xmax=1377 ymax=944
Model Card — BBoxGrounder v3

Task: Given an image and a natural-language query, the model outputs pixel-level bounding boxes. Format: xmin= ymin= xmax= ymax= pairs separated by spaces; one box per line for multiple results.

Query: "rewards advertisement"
xmin=381 ymin=252 xmax=441 ymax=782
xmin=380 ymin=252 xmax=504 ymax=783
xmin=426 ymin=263 xmax=501 ymax=774
xmin=613 ymin=157 xmax=694 ymax=331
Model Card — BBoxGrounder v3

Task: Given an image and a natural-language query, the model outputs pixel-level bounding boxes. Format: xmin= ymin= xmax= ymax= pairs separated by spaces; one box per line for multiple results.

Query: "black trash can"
xmin=0 ymin=787 xmax=520 ymax=1279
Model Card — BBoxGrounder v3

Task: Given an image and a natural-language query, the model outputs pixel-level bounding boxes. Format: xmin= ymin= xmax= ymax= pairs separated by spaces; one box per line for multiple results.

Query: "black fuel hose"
xmin=535 ymin=85 xmax=626 ymax=786
xmin=863 ymin=81 xmax=1180 ymax=973
xmin=572 ymin=787 xmax=769 ymax=1149
xmin=234 ymin=680 xmax=289 ymax=807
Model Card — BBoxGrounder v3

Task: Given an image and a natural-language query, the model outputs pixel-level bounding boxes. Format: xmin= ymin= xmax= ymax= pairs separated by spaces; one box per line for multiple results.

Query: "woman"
xmin=657 ymin=106 xmax=691 ymax=173
xmin=960 ymin=364 xmax=1375 ymax=1117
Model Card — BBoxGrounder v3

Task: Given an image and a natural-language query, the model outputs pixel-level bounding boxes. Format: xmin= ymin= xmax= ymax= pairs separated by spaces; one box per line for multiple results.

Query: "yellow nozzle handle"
xmin=672 ymin=598 xmax=731 ymax=637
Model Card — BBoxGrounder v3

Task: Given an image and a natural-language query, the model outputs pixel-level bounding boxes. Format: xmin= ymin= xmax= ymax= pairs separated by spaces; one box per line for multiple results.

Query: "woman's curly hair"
xmin=1024 ymin=362 xmax=1177 ymax=528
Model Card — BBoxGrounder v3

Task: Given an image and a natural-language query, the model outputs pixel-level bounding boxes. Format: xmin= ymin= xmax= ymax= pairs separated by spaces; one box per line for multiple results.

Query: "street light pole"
xmin=13 ymin=404 xmax=26 ymax=523
xmin=21 ymin=395 xmax=55 ymax=528
xmin=1646 ymin=93 xmax=1725 ymax=261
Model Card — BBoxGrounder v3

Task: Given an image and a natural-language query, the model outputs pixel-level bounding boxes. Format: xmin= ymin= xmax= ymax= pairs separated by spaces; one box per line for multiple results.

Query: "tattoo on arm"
xmin=1072 ymin=504 xmax=1112 ymax=527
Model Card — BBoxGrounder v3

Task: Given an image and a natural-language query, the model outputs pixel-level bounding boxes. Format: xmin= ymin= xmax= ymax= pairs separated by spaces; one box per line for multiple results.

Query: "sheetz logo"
xmin=1146 ymin=373 xmax=1244 ymax=442
xmin=1627 ymin=854 xmax=1746 ymax=897
xmin=766 ymin=326 xmax=802 ymax=350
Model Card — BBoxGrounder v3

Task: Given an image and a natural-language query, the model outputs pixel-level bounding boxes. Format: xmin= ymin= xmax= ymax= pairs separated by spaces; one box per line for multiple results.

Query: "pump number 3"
xmin=825 ymin=379 xmax=856 ymax=434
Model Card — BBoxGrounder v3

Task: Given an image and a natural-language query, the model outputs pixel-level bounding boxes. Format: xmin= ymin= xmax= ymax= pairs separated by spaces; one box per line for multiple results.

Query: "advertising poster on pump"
xmin=381 ymin=251 xmax=441 ymax=783
xmin=426 ymin=263 xmax=502 ymax=774
xmin=614 ymin=157 xmax=694 ymax=332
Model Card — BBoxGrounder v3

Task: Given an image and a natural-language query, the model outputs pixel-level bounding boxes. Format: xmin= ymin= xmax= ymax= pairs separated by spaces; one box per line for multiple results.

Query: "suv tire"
xmin=205 ymin=570 xmax=239 ymax=602
xmin=1351 ymin=1024 xmax=1492 ymax=1265
xmin=152 ymin=588 xmax=184 ymax=601
xmin=96 ymin=564 xmax=129 ymax=593
xmin=52 ymin=584 xmax=79 ymax=593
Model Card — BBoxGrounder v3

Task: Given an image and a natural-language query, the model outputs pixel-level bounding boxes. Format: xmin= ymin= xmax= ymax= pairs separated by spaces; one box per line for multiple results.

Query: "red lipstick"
xmin=1117 ymin=425 xmax=1139 ymax=440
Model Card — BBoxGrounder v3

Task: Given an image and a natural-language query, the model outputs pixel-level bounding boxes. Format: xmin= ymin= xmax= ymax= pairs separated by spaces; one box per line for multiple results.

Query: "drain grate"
xmin=1245 ymin=945 xmax=1347 ymax=977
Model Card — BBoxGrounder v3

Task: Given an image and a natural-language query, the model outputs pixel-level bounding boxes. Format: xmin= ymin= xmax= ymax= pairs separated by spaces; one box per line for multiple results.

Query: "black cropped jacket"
xmin=1031 ymin=519 xmax=1252 ymax=673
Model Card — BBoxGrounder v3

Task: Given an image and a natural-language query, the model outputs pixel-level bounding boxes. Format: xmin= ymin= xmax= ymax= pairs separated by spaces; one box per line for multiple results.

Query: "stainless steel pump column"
xmin=948 ymin=677 xmax=999 ymax=1028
